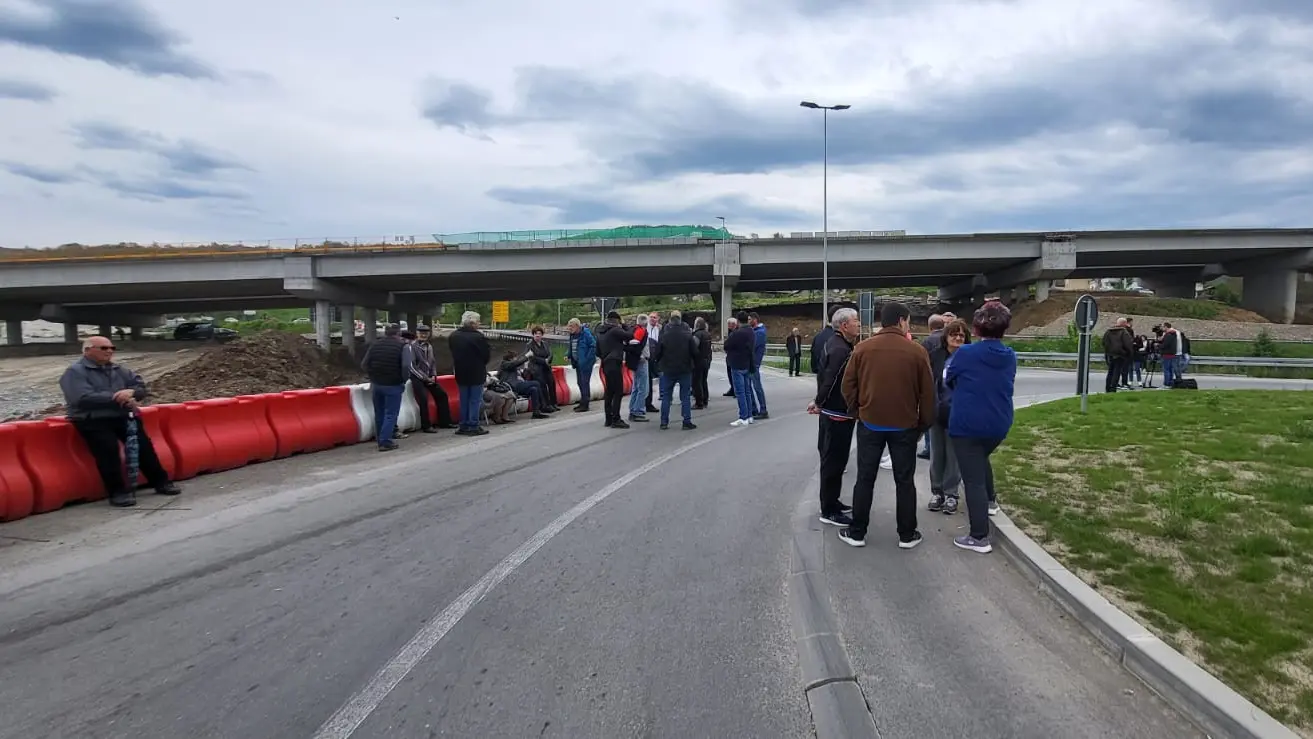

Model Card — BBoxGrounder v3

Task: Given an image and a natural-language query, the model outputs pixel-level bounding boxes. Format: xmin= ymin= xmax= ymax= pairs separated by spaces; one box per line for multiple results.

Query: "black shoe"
xmin=532 ymin=412 xmax=549 ymax=419
xmin=109 ymin=493 xmax=136 ymax=508
xmin=469 ymin=427 xmax=489 ymax=436
xmin=928 ymin=494 xmax=944 ymax=512
xmin=682 ymin=422 xmax=696 ymax=430
xmin=660 ymin=423 xmax=669 ymax=430
xmin=378 ymin=442 xmax=399 ymax=452
xmin=646 ymin=407 xmax=659 ymax=415
xmin=837 ymin=528 xmax=866 ymax=547
xmin=753 ymin=411 xmax=769 ymax=420
xmin=421 ymin=427 xmax=440 ymax=434
xmin=819 ymin=512 xmax=853 ymax=527
xmin=838 ymin=502 xmax=852 ymax=514
xmin=899 ymin=531 xmax=924 ymax=550
xmin=574 ymin=405 xmax=590 ymax=413
xmin=436 ymin=423 xmax=456 ymax=429
xmin=155 ymin=483 xmax=181 ymax=496
xmin=542 ymin=406 xmax=559 ymax=414
xmin=611 ymin=420 xmax=630 ymax=429
xmin=629 ymin=414 xmax=649 ymax=423
xmin=723 ymin=390 xmax=735 ymax=397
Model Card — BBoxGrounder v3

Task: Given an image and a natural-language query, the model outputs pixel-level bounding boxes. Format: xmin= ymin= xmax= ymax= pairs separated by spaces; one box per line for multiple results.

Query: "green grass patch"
xmin=996 ymin=390 xmax=1313 ymax=731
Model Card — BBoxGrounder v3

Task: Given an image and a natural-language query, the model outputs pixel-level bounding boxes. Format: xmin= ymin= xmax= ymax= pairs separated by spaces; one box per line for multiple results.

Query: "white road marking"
xmin=310 ymin=427 xmax=738 ymax=739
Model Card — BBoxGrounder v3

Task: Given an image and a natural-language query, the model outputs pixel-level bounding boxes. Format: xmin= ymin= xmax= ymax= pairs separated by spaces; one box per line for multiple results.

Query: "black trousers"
xmin=602 ymin=360 xmax=625 ymax=424
xmin=1105 ymin=357 xmax=1126 ymax=392
xmin=533 ymin=365 xmax=559 ymax=407
xmin=818 ymin=416 xmax=855 ymax=517
xmin=413 ymin=380 xmax=453 ymax=429
xmin=788 ymin=354 xmax=801 ymax=375
xmin=693 ymin=363 xmax=710 ymax=406
xmin=850 ymin=425 xmax=920 ymax=540
xmin=74 ymin=416 xmax=170 ymax=497
xmin=725 ymin=357 xmax=735 ymax=395
xmin=953 ymin=436 xmax=1002 ymax=540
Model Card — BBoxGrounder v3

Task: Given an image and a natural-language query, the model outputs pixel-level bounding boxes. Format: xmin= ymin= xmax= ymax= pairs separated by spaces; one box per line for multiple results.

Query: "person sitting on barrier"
xmin=483 ymin=372 xmax=517 ymax=425
xmin=926 ymin=319 xmax=969 ymax=515
xmin=59 ymin=335 xmax=181 ymax=508
xmin=409 ymin=324 xmax=455 ymax=433
xmin=525 ymin=326 xmax=561 ymax=412
xmin=945 ymin=301 xmax=1017 ymax=554
xmin=498 ymin=350 xmax=551 ymax=420
xmin=361 ymin=324 xmax=412 ymax=452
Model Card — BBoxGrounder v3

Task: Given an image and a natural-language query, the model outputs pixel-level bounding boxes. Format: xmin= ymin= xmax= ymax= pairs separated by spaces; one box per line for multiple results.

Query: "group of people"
xmin=592 ymin=309 xmax=715 ymax=430
xmin=809 ymin=301 xmax=1017 ymax=554
xmin=1101 ymin=318 xmax=1192 ymax=392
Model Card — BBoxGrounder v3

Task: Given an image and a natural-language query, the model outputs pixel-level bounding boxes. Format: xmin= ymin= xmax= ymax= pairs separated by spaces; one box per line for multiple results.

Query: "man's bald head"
xmin=83 ymin=335 xmax=115 ymax=364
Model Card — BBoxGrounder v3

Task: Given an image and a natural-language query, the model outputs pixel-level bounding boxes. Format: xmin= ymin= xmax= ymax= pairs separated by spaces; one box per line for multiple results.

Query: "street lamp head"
xmin=832 ymin=104 xmax=852 ymax=110
xmin=800 ymin=101 xmax=820 ymax=109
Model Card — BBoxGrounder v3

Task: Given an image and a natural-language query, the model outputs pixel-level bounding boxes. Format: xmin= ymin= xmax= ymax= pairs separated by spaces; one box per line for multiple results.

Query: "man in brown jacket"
xmin=838 ymin=302 xmax=936 ymax=549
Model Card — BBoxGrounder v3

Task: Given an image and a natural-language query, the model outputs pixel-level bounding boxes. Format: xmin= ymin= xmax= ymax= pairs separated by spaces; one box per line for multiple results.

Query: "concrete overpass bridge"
xmin=1 ymin=227 xmax=1310 ymax=346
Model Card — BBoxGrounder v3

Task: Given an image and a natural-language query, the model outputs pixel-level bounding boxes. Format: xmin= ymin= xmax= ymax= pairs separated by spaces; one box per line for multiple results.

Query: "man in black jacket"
xmin=652 ymin=310 xmax=699 ymax=430
xmin=691 ymin=317 xmax=713 ymax=409
xmin=785 ymin=327 xmax=803 ymax=376
xmin=1101 ymin=318 xmax=1134 ymax=393
xmin=806 ymin=307 xmax=860 ymax=526
xmin=595 ymin=311 xmax=635 ymax=428
xmin=724 ymin=311 xmax=758 ymax=425
xmin=59 ymin=335 xmax=181 ymax=507
xmin=809 ymin=305 xmax=841 ymax=390
xmin=362 ymin=324 xmax=413 ymax=450
xmin=448 ymin=311 xmax=492 ymax=436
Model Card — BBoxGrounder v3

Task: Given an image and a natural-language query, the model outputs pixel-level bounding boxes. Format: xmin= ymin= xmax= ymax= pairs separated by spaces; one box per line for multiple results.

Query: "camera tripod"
xmin=1141 ymin=357 xmax=1160 ymax=388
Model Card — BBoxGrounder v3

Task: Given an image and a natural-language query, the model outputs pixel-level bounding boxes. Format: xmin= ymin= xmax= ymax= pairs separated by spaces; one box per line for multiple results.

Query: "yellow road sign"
xmin=492 ymin=301 xmax=510 ymax=323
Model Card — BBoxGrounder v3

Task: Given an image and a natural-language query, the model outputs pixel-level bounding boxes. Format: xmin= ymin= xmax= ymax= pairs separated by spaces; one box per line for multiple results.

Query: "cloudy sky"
xmin=0 ymin=0 xmax=1311 ymax=248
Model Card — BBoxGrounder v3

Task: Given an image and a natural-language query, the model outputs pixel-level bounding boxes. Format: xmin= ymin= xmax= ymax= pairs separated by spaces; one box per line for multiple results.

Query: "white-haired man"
xmin=448 ymin=310 xmax=491 ymax=435
xmin=808 ymin=308 xmax=859 ymax=526
xmin=723 ymin=316 xmax=739 ymax=396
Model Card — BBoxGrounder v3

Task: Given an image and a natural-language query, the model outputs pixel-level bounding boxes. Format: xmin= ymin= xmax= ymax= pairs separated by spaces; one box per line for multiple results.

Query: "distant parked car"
xmin=172 ymin=322 xmax=238 ymax=342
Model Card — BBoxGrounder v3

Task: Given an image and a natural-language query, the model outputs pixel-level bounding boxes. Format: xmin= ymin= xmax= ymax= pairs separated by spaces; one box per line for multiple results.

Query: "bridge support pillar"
xmin=64 ymin=322 xmax=79 ymax=343
xmin=1033 ymin=280 xmax=1052 ymax=302
xmin=130 ymin=326 xmax=142 ymax=341
xmin=314 ymin=299 xmax=331 ymax=348
xmin=98 ymin=324 xmax=112 ymax=339
xmin=339 ymin=304 xmax=356 ymax=355
xmin=362 ymin=308 xmax=378 ymax=345
xmin=4 ymin=319 xmax=22 ymax=346
xmin=710 ymin=280 xmax=735 ymax=338
xmin=1241 ymin=268 xmax=1298 ymax=324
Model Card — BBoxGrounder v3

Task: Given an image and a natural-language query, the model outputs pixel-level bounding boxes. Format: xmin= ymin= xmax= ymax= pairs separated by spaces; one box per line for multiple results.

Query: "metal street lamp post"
xmin=800 ymin=100 xmax=851 ymax=329
xmin=716 ymin=215 xmax=727 ymax=243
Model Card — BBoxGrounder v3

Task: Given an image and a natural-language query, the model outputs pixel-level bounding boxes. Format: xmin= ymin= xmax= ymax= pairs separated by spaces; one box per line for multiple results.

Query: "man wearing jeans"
xmin=724 ymin=312 xmax=758 ymax=426
xmin=448 ymin=310 xmax=491 ymax=436
xmin=838 ymin=302 xmax=936 ymax=549
xmin=652 ymin=310 xmax=699 ymax=430
xmin=566 ymin=318 xmax=596 ymax=412
xmin=361 ymin=324 xmax=413 ymax=451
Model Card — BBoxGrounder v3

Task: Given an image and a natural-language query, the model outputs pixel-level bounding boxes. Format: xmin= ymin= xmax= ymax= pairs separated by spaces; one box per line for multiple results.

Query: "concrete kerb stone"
xmin=787 ymin=474 xmax=881 ymax=739
xmin=993 ymin=398 xmax=1300 ymax=739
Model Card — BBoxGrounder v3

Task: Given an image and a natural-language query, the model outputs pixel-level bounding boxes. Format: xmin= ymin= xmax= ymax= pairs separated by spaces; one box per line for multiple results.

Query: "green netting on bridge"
xmin=433 ymin=225 xmax=735 ymax=243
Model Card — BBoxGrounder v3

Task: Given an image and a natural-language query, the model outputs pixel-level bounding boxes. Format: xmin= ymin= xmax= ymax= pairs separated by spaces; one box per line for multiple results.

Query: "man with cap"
xmin=409 ymin=324 xmax=455 ymax=433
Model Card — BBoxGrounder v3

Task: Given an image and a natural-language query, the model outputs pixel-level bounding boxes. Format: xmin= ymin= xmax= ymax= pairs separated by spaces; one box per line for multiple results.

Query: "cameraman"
xmin=1158 ymin=322 xmax=1184 ymax=387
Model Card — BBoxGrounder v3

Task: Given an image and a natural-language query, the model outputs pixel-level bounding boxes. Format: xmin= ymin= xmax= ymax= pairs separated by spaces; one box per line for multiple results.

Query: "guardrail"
xmin=763 ymin=343 xmax=1313 ymax=369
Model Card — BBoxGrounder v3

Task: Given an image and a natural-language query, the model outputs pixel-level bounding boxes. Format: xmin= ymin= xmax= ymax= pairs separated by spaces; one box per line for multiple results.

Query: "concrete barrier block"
xmin=397 ymin=380 xmax=421 ymax=431
xmin=347 ymin=382 xmax=374 ymax=442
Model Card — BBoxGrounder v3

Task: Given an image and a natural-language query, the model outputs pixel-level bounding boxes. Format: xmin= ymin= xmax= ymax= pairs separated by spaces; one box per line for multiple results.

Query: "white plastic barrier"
xmin=397 ymin=379 xmax=422 ymax=432
xmin=561 ymin=367 xmax=582 ymax=404
xmin=347 ymin=382 xmax=376 ymax=442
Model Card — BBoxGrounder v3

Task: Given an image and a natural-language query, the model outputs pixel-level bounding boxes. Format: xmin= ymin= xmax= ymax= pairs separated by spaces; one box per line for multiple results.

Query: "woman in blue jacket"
xmin=944 ymin=301 xmax=1017 ymax=554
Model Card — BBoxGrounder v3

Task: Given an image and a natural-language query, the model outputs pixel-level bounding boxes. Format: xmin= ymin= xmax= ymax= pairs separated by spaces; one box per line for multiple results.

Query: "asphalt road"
xmin=0 ymin=367 xmax=1305 ymax=738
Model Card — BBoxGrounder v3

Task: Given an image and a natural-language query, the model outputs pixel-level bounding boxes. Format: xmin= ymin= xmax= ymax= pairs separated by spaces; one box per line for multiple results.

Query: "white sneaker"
xmin=988 ymin=502 xmax=1001 ymax=516
xmin=730 ymin=419 xmax=746 ymax=427
xmin=745 ymin=417 xmax=755 ymax=425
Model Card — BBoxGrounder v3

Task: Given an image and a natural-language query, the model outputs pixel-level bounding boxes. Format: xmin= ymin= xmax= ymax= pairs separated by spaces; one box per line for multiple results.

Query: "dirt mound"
xmin=149 ymin=331 xmax=365 ymax=404
xmin=1009 ymin=293 xmax=1269 ymax=332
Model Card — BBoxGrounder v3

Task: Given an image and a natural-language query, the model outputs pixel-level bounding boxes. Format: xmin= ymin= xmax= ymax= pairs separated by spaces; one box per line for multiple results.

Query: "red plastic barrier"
xmin=0 ymin=425 xmax=37 ymax=522
xmin=274 ymin=388 xmax=358 ymax=454
xmin=263 ymin=392 xmax=312 ymax=458
xmin=11 ymin=418 xmax=105 ymax=513
xmin=434 ymin=375 xmax=461 ymax=420
xmin=158 ymin=402 xmax=218 ymax=480
xmin=131 ymin=405 xmax=180 ymax=485
xmin=623 ymin=366 xmax=634 ymax=395
xmin=180 ymin=397 xmax=278 ymax=472
xmin=552 ymin=366 xmax=570 ymax=406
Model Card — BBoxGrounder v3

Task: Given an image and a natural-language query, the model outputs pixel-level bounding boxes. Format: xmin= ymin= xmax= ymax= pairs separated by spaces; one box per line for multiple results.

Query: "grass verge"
xmin=994 ymin=390 xmax=1313 ymax=733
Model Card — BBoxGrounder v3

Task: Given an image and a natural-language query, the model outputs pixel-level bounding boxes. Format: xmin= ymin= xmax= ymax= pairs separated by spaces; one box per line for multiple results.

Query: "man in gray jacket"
xmin=59 ymin=335 xmax=180 ymax=508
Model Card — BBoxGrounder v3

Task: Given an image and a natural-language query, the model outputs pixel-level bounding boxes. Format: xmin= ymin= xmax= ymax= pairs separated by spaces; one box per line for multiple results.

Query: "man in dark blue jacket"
xmin=723 ymin=312 xmax=757 ymax=426
xmin=566 ymin=318 xmax=597 ymax=412
xmin=747 ymin=312 xmax=769 ymax=419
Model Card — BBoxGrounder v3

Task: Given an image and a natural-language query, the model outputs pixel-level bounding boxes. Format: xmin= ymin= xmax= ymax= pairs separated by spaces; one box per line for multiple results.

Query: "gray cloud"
xmin=736 ymin=0 xmax=1017 ymax=19
xmin=421 ymin=31 xmax=1313 ymax=180
xmin=0 ymin=0 xmax=215 ymax=79
xmin=90 ymin=172 xmax=247 ymax=202
xmin=2 ymin=161 xmax=80 ymax=184
xmin=488 ymin=185 xmax=812 ymax=228
xmin=72 ymin=121 xmax=252 ymax=176
xmin=0 ymin=77 xmax=56 ymax=101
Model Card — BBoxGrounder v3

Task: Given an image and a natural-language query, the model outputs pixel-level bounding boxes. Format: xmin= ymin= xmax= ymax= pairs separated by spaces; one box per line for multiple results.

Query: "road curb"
xmin=787 ymin=474 xmax=881 ymax=739
xmin=993 ymin=512 xmax=1299 ymax=739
